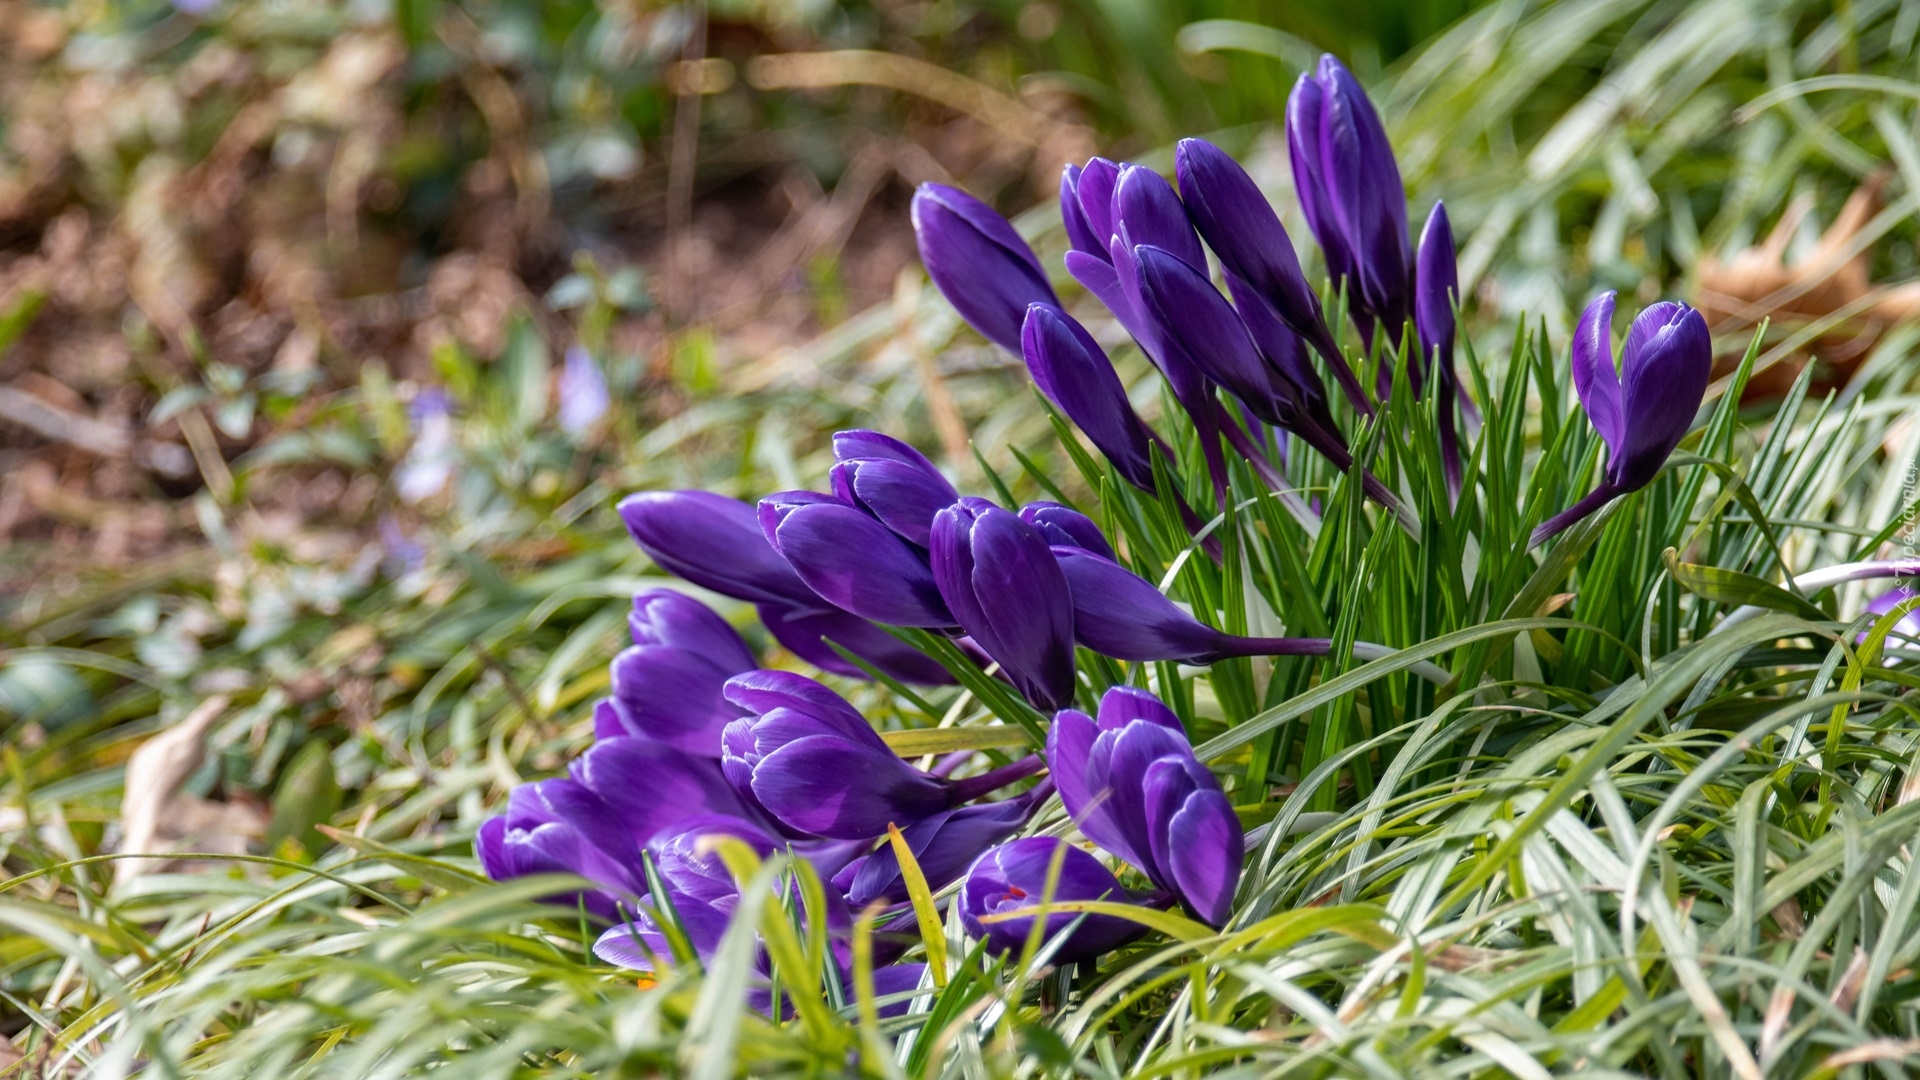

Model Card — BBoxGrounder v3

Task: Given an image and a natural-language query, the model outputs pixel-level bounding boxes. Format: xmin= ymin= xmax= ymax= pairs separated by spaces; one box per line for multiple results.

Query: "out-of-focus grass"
xmin=3 ymin=0 xmax=1920 ymax=1075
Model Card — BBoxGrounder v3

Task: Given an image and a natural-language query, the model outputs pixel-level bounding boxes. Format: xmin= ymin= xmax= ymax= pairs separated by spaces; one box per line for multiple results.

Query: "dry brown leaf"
xmin=114 ymin=694 xmax=264 ymax=887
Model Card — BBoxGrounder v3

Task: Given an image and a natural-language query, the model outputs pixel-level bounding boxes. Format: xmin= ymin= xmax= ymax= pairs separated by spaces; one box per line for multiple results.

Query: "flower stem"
xmin=1529 ymin=482 xmax=1623 ymax=549
xmin=945 ymin=754 xmax=1046 ymax=804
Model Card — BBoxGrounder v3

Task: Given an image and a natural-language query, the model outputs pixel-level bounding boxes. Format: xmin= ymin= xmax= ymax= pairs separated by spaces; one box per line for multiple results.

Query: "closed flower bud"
xmin=618 ymin=491 xmax=818 ymax=608
xmin=959 ymin=837 xmax=1146 ymax=962
xmin=1060 ymin=158 xmax=1121 ymax=261
xmin=930 ymin=498 xmax=1079 ymax=710
xmin=601 ymin=590 xmax=755 ymax=754
xmin=1020 ymin=303 xmax=1163 ymax=492
xmin=1018 ymin=501 xmax=1115 ymax=560
xmin=828 ymin=430 xmax=958 ymax=548
xmin=841 ymin=797 xmax=1034 ymax=907
xmin=1047 ymin=687 xmax=1243 ymax=926
xmin=759 ymin=492 xmax=953 ymax=627
xmin=912 ymin=183 xmax=1058 ymax=354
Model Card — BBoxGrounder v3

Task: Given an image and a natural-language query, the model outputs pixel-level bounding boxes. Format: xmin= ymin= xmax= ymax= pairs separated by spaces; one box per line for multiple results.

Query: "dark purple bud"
xmin=755 ymin=602 xmax=955 ymax=685
xmin=643 ymin=814 xmax=781 ymax=912
xmin=1110 ymin=165 xmax=1206 ymax=271
xmin=842 ymin=797 xmax=1033 ymax=907
xmin=760 ymin=493 xmax=954 ymax=628
xmin=1415 ymin=202 xmax=1462 ymax=493
xmin=931 ymin=498 xmax=1078 ymax=710
xmin=829 ymin=431 xmax=958 ymax=548
xmin=476 ymin=778 xmax=644 ymax=920
xmin=1018 ymin=501 xmax=1115 ymax=560
xmin=1061 ymin=158 xmax=1121 ymax=260
xmin=1047 ymin=686 xmax=1243 ymax=926
xmin=1175 ymin=138 xmax=1343 ymax=365
xmin=1226 ymin=272 xmax=1342 ymax=434
xmin=1538 ymin=292 xmax=1712 ymax=545
xmin=958 ymin=837 xmax=1146 ymax=962
xmin=720 ymin=670 xmax=951 ymax=838
xmin=601 ymin=590 xmax=756 ymax=754
xmin=1109 ymin=236 xmax=1231 ymax=498
xmin=1133 ymin=244 xmax=1289 ymax=428
xmin=1287 ymin=55 xmax=1411 ymax=340
xmin=912 ymin=183 xmax=1058 ymax=353
xmin=1020 ymin=304 xmax=1161 ymax=492
xmin=618 ymin=491 xmax=817 ymax=608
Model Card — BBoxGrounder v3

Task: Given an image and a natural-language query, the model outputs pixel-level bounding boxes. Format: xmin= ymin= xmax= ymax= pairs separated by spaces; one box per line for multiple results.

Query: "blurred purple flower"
xmin=557 ymin=345 xmax=610 ymax=435
xmin=395 ymin=388 xmax=456 ymax=503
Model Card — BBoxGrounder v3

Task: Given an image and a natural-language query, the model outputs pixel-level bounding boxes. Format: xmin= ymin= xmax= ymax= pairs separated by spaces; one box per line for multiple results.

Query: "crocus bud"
xmin=1051 ymin=547 xmax=1341 ymax=665
xmin=1018 ymin=501 xmax=1115 ymax=560
xmin=1133 ymin=244 xmax=1293 ymax=428
xmin=1287 ymin=54 xmax=1411 ymax=343
xmin=759 ymin=492 xmax=954 ymax=627
xmin=720 ymin=670 xmax=952 ymax=838
xmin=828 ymin=430 xmax=958 ymax=548
xmin=1111 ymin=165 xmax=1206 ymax=270
xmin=600 ymin=590 xmax=755 ymax=754
xmin=1048 ymin=687 xmax=1243 ymax=926
xmin=958 ymin=837 xmax=1146 ymax=962
xmin=1174 ymin=137 xmax=1368 ymax=413
xmin=476 ymin=779 xmax=643 ymax=921
xmin=1534 ymin=293 xmax=1712 ymax=545
xmin=931 ymin=498 xmax=1079 ymax=710
xmin=1060 ymin=158 xmax=1121 ymax=260
xmin=572 ymin=734 xmax=771 ymax=845
xmin=642 ymin=813 xmax=780 ymax=912
xmin=841 ymin=797 xmax=1033 ymax=907
xmin=1020 ymin=304 xmax=1161 ymax=492
xmin=557 ymin=344 xmax=609 ymax=435
xmin=755 ymin=602 xmax=955 ymax=685
xmin=1415 ymin=202 xmax=1463 ymax=493
xmin=618 ymin=491 xmax=819 ymax=608
xmin=912 ymin=183 xmax=1058 ymax=353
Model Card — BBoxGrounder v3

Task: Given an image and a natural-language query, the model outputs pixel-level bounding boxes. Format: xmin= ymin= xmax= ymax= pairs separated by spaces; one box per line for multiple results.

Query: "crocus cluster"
xmin=479 ymin=588 xmax=1052 ymax=1011
xmin=914 ymin=54 xmax=1467 ymax=510
xmin=957 ymin=686 xmax=1243 ymax=960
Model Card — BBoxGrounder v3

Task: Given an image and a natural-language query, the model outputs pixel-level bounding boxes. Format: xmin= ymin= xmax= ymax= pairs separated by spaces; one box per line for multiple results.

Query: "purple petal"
xmin=1413 ymin=201 xmax=1458 ymax=397
xmin=1094 ymin=685 xmax=1185 ymax=734
xmin=629 ymin=589 xmax=757 ymax=671
xmin=1166 ymin=788 xmax=1243 ymax=926
xmin=1018 ymin=501 xmax=1116 ymax=560
xmin=845 ymin=798 xmax=1031 ymax=906
xmin=1175 ymin=138 xmax=1328 ymax=343
xmin=1316 ymin=56 xmax=1409 ymax=327
xmin=1100 ymin=722 xmax=1191 ymax=885
xmin=931 ymin=500 xmax=1077 ymax=711
xmin=608 ymin=645 xmax=747 ymax=755
xmin=1020 ymin=303 xmax=1158 ymax=491
xmin=1110 ymin=165 xmax=1206 ymax=272
xmin=1614 ymin=301 xmax=1711 ymax=490
xmin=1572 ymin=291 xmax=1624 ymax=452
xmin=722 ymin=669 xmax=891 ymax=750
xmin=1046 ymin=708 xmax=1136 ymax=863
xmin=957 ymin=838 xmax=1144 ymax=963
xmin=912 ymin=183 xmax=1059 ymax=353
xmin=571 ymin=736 xmax=764 ymax=847
xmin=1052 ymin=547 xmax=1227 ymax=662
xmin=834 ymin=458 xmax=958 ymax=548
xmin=592 ymin=898 xmax=735 ymax=971
xmin=1134 ymin=245 xmax=1280 ymax=424
xmin=618 ymin=491 xmax=817 ymax=607
xmin=1286 ymin=71 xmax=1346 ymax=282
xmin=769 ymin=501 xmax=954 ymax=627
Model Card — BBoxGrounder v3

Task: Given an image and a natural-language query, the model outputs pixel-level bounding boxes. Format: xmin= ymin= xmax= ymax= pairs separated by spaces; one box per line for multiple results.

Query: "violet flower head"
xmin=1020 ymin=303 xmax=1162 ymax=492
xmin=958 ymin=837 xmax=1146 ymax=962
xmin=618 ymin=491 xmax=818 ymax=608
xmin=396 ymin=388 xmax=456 ymax=504
xmin=600 ymin=590 xmax=755 ymax=754
xmin=1018 ymin=501 xmax=1115 ymax=561
xmin=1287 ymin=54 xmax=1411 ymax=344
xmin=720 ymin=670 xmax=952 ymax=839
xmin=1173 ymin=137 xmax=1367 ymax=415
xmin=1048 ymin=686 xmax=1243 ymax=926
xmin=475 ymin=778 xmax=642 ymax=921
xmin=1533 ymin=292 xmax=1712 ymax=545
xmin=912 ymin=183 xmax=1058 ymax=353
xmin=759 ymin=491 xmax=953 ymax=628
xmin=1862 ymin=584 xmax=1920 ymax=645
xmin=1414 ymin=202 xmax=1463 ymax=493
xmin=828 ymin=430 xmax=958 ymax=548
xmin=557 ymin=345 xmax=610 ymax=435
xmin=930 ymin=498 xmax=1078 ymax=711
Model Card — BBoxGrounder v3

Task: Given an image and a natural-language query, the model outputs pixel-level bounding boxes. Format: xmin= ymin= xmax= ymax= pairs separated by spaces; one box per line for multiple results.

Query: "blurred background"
xmin=1 ymin=0 xmax=1917 ymax=931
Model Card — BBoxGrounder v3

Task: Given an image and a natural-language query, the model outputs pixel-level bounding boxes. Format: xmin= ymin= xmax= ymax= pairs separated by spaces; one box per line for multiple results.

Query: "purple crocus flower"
xmin=930 ymin=498 xmax=1078 ymax=710
xmin=1414 ymin=202 xmax=1464 ymax=495
xmin=1018 ymin=501 xmax=1115 ymax=560
xmin=557 ymin=345 xmax=610 ymax=435
xmin=912 ymin=183 xmax=1058 ymax=354
xmin=572 ymin=733 xmax=772 ymax=843
xmin=720 ymin=670 xmax=1043 ymax=839
xmin=828 ymin=430 xmax=958 ymax=548
xmin=754 ymin=603 xmax=954 ymax=685
xmin=1287 ymin=54 xmax=1411 ymax=348
xmin=839 ymin=795 xmax=1036 ymax=907
xmin=1051 ymin=546 xmax=1345 ymax=665
xmin=1048 ymin=686 xmax=1243 ymax=926
xmin=958 ymin=837 xmax=1146 ymax=962
xmin=759 ymin=492 xmax=954 ymax=628
xmin=1020 ymin=303 xmax=1163 ymax=493
xmin=600 ymin=590 xmax=756 ymax=755
xmin=1532 ymin=292 xmax=1712 ymax=545
xmin=619 ymin=491 xmax=821 ymax=608
xmin=1174 ymin=137 xmax=1368 ymax=416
